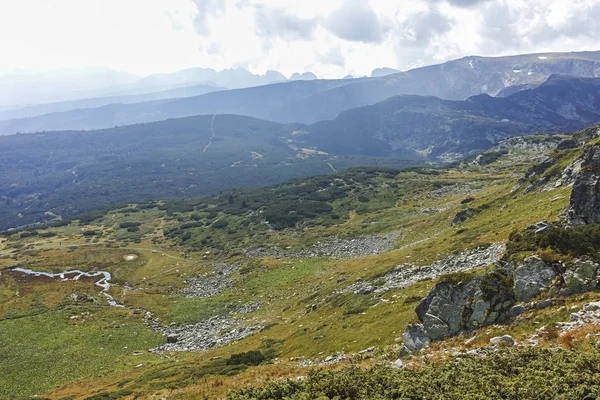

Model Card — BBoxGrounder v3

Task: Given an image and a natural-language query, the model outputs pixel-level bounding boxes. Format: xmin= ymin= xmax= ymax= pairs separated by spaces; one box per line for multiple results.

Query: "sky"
xmin=1 ymin=0 xmax=599 ymax=79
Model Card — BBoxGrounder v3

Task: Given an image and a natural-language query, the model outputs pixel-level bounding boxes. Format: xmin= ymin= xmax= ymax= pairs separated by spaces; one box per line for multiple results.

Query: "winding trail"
xmin=202 ymin=115 xmax=217 ymax=153
xmin=326 ymin=161 xmax=337 ymax=172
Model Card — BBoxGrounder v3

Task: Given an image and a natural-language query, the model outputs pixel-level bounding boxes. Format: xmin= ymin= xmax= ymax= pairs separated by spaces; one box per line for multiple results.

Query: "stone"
xmin=490 ymin=335 xmax=516 ymax=346
xmin=513 ymin=256 xmax=558 ymax=302
xmin=399 ymin=345 xmax=412 ymax=357
xmin=564 ymin=261 xmax=598 ymax=293
xmin=166 ymin=335 xmax=178 ymax=344
xmin=583 ymin=301 xmax=600 ymax=312
xmin=534 ymin=299 xmax=554 ymax=310
xmin=506 ymin=304 xmax=527 ymax=318
xmin=391 ymin=359 xmax=404 ymax=369
xmin=404 ymin=268 xmax=515 ymax=348
xmin=556 ymin=139 xmax=577 ymax=151
xmin=403 ymin=324 xmax=430 ymax=352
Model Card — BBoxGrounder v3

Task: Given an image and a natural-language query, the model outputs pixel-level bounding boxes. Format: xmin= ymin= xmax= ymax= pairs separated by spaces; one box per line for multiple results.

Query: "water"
xmin=11 ymin=267 xmax=120 ymax=306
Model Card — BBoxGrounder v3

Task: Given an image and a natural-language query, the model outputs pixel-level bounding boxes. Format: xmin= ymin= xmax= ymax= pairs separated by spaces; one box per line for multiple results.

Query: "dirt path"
xmin=202 ymin=115 xmax=217 ymax=153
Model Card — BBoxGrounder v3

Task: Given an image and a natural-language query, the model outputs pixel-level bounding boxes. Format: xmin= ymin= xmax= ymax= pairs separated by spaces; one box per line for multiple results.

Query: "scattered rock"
xmin=245 ymin=232 xmax=401 ymax=259
xmin=583 ymin=301 xmax=600 ymax=312
xmin=152 ymin=314 xmax=262 ymax=352
xmin=391 ymin=359 xmax=404 ymax=369
xmin=340 ymin=243 xmax=506 ymax=296
xmin=490 ymin=335 xmax=516 ymax=346
xmin=182 ymin=263 xmax=239 ymax=298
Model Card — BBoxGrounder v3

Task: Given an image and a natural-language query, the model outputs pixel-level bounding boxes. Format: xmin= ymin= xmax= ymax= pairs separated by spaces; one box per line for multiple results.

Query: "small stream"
xmin=11 ymin=268 xmax=120 ymax=306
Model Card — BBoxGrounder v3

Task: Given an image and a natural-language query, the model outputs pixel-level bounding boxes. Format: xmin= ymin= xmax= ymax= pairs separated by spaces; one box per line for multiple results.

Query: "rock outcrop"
xmin=403 ymin=269 xmax=514 ymax=352
xmin=402 ymin=257 xmax=600 ymax=353
xmin=513 ymin=256 xmax=559 ymax=302
xmin=564 ymin=261 xmax=599 ymax=293
xmin=567 ymin=145 xmax=600 ymax=225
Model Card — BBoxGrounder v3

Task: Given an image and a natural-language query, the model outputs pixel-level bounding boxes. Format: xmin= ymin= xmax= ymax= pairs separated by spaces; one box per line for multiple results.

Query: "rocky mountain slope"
xmin=303 ymin=75 xmax=600 ymax=159
xmin=3 ymin=125 xmax=600 ymax=398
xmin=2 ymin=50 xmax=599 ymax=134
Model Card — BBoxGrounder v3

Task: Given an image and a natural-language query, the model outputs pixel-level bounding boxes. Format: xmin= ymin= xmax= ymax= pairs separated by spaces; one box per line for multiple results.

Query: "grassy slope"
xmin=0 ymin=136 xmax=582 ymax=398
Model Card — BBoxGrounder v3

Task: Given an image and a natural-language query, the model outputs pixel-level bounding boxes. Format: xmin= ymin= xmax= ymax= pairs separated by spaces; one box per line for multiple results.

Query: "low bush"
xmin=230 ymin=347 xmax=600 ymax=399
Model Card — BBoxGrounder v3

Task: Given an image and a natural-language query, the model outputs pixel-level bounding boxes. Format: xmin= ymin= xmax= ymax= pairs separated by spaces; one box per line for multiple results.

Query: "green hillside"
xmin=3 ymin=127 xmax=597 ymax=398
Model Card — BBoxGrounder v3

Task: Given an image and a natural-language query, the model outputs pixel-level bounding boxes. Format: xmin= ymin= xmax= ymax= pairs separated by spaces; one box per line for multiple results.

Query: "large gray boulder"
xmin=404 ymin=270 xmax=514 ymax=351
xmin=568 ymin=145 xmax=600 ymax=226
xmin=513 ymin=256 xmax=559 ymax=302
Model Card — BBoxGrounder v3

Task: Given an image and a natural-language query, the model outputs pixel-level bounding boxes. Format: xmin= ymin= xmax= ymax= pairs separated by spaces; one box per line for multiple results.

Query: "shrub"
xmin=227 ymin=350 xmax=265 ymax=366
xmin=507 ymin=224 xmax=600 ymax=259
xmin=119 ymin=222 xmax=142 ymax=229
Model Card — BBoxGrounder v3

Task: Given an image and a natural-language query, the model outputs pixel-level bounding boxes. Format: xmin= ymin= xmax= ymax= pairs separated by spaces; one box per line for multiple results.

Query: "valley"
xmin=2 ymin=127 xmax=597 ymax=398
xmin=2 ymin=21 xmax=600 ymax=398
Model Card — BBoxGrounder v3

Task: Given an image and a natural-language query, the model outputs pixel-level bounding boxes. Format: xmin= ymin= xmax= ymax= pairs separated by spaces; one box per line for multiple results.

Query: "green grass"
xmin=0 ymin=306 xmax=164 ymax=398
xmin=0 ymin=135 xmax=591 ymax=398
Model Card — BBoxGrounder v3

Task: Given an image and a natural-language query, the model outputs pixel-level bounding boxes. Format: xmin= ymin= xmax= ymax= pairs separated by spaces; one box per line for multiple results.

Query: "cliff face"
xmin=568 ymin=145 xmax=600 ymax=226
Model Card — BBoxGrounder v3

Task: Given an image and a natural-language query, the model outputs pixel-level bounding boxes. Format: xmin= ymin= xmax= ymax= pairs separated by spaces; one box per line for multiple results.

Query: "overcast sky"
xmin=1 ymin=0 xmax=599 ymax=78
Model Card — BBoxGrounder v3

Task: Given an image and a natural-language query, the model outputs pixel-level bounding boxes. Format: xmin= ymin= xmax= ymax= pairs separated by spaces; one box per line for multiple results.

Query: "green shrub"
xmin=229 ymin=347 xmax=600 ymax=400
xmin=227 ymin=350 xmax=266 ymax=366
xmin=507 ymin=224 xmax=600 ymax=259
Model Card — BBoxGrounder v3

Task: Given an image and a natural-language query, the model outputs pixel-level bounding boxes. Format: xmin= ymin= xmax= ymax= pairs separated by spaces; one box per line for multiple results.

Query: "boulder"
xmin=513 ymin=256 xmax=559 ymax=302
xmin=167 ymin=335 xmax=178 ymax=344
xmin=567 ymin=145 xmax=600 ymax=226
xmin=506 ymin=304 xmax=527 ymax=318
xmin=404 ymin=269 xmax=514 ymax=351
xmin=391 ymin=359 xmax=404 ymax=369
xmin=564 ymin=261 xmax=599 ymax=293
xmin=556 ymin=139 xmax=578 ymax=151
xmin=490 ymin=335 xmax=516 ymax=346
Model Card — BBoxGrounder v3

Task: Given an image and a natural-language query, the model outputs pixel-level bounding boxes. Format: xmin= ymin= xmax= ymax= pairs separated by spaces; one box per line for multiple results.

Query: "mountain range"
xmin=2 ymin=73 xmax=600 ymax=229
xmin=2 ymin=50 xmax=599 ymax=135
xmin=0 ymin=66 xmax=318 ymax=113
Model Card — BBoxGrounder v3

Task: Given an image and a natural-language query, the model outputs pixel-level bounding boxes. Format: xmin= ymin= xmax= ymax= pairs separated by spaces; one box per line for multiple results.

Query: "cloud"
xmin=191 ymin=0 xmax=225 ymax=35
xmin=254 ymin=6 xmax=318 ymax=40
xmin=319 ymin=48 xmax=346 ymax=67
xmin=325 ymin=0 xmax=386 ymax=43
xmin=477 ymin=0 xmax=600 ymax=54
xmin=429 ymin=0 xmax=491 ymax=8
xmin=396 ymin=7 xmax=452 ymax=47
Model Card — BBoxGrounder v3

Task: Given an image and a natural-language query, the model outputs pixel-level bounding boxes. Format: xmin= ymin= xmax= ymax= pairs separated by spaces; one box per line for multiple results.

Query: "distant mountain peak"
xmin=371 ymin=67 xmax=400 ymax=78
xmin=290 ymin=72 xmax=318 ymax=81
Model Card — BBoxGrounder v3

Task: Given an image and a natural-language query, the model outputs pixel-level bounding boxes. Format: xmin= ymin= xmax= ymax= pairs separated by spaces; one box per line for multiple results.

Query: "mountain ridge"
xmin=2 ymin=50 xmax=599 ymax=134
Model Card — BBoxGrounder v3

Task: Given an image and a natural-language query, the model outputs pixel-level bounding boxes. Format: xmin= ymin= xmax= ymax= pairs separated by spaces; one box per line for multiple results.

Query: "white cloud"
xmin=0 ymin=0 xmax=598 ymax=78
